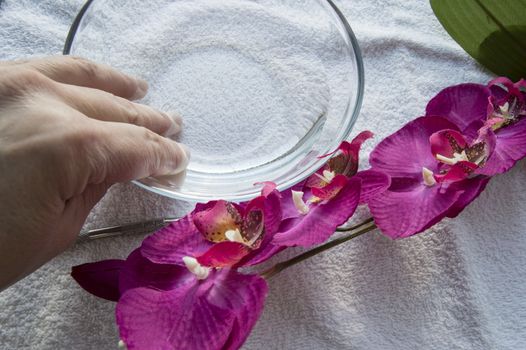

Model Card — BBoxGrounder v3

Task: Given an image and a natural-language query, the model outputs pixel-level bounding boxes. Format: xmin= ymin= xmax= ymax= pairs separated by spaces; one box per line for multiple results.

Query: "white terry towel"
xmin=0 ymin=0 xmax=525 ymax=349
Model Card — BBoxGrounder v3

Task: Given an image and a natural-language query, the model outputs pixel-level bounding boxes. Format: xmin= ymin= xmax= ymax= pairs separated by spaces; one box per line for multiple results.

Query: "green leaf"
xmin=430 ymin=0 xmax=526 ymax=81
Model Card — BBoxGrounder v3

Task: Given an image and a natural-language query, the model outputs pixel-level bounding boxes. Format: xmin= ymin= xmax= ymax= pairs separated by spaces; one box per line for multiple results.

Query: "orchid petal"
xmin=119 ymin=250 xmax=190 ymax=293
xmin=425 ymin=83 xmax=490 ymax=137
xmin=141 ymin=216 xmax=211 ymax=265
xmin=255 ymin=181 xmax=277 ymax=197
xmin=446 ymin=177 xmax=490 ymax=218
xmin=262 ymin=189 xmax=282 ymax=236
xmin=353 ymin=169 xmax=391 ymax=203
xmin=368 ymin=177 xmax=463 ymax=239
xmin=370 ymin=116 xmax=460 ymax=177
xmin=429 ymin=129 xmax=468 ymax=158
xmin=489 ymin=77 xmax=523 ymax=101
xmin=273 ymin=178 xmax=361 ymax=247
xmin=319 ymin=130 xmax=374 ymax=159
xmin=478 ymin=118 xmax=526 ymax=175
xmin=279 ymin=181 xmax=308 ymax=220
xmin=71 ymin=260 xmax=124 ymax=302
xmin=311 ymin=174 xmax=348 ymax=200
xmin=236 ymin=242 xmax=285 ymax=267
xmin=196 ymin=241 xmax=249 ymax=268
xmin=434 ymin=161 xmax=477 ymax=183
xmin=325 ymin=131 xmax=374 ymax=177
xmin=489 ymin=85 xmax=509 ymax=106
xmin=489 ymin=77 xmax=516 ymax=89
xmin=116 ymin=270 xmax=268 ymax=350
xmin=193 ymin=201 xmax=243 ymax=243
xmin=347 ymin=130 xmax=375 ymax=147
xmin=241 ymin=196 xmax=266 ymax=248
xmin=219 ymin=274 xmax=268 ymax=350
xmin=235 ymin=190 xmax=284 ymax=266
xmin=305 ymin=170 xmax=328 ymax=189
xmin=117 ymin=283 xmax=234 ymax=350
xmin=307 ymin=131 xmax=374 ymax=189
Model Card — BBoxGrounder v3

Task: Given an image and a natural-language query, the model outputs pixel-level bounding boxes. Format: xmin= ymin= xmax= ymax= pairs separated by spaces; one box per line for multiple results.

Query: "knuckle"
xmin=142 ymin=128 xmax=165 ymax=165
xmin=142 ymin=126 xmax=161 ymax=144
xmin=129 ymin=103 xmax=172 ymax=133
xmin=64 ymin=127 xmax=108 ymax=182
xmin=0 ymin=68 xmax=51 ymax=98
xmin=124 ymin=100 xmax=143 ymax=126
xmin=64 ymin=127 xmax=102 ymax=155
xmin=158 ymin=111 xmax=174 ymax=132
xmin=16 ymin=69 xmax=47 ymax=85
xmin=134 ymin=127 xmax=162 ymax=173
xmin=66 ymin=56 xmax=87 ymax=63
xmin=75 ymin=58 xmax=103 ymax=81
xmin=67 ymin=56 xmax=93 ymax=67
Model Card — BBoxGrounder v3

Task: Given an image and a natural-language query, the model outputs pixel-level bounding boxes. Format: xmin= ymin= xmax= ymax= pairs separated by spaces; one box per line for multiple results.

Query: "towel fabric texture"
xmin=1 ymin=0 xmax=525 ymax=349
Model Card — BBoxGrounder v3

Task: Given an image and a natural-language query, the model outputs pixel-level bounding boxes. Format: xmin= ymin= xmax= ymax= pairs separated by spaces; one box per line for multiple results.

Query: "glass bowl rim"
xmin=63 ymin=0 xmax=364 ymax=203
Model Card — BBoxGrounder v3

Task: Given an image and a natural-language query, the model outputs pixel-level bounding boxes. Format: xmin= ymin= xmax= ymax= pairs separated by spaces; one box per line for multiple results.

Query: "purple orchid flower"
xmin=426 ymin=79 xmax=526 ymax=175
xmin=273 ymin=131 xmax=390 ymax=247
xmin=367 ymin=116 xmax=491 ymax=239
xmin=72 ymin=187 xmax=283 ymax=350
xmin=72 ymin=246 xmax=267 ymax=350
xmin=140 ymin=185 xmax=284 ymax=268
xmin=144 ymin=134 xmax=387 ymax=266
xmin=71 ymin=135 xmax=390 ymax=348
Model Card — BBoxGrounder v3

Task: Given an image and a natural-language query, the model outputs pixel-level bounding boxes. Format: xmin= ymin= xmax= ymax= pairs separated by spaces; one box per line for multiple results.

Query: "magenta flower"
xmin=72 ymin=248 xmax=267 ymax=350
xmin=141 ymin=185 xmax=283 ymax=268
xmin=69 ymin=77 xmax=526 ymax=350
xmin=273 ymin=131 xmax=389 ymax=246
xmin=368 ymin=116 xmax=491 ymax=239
xmin=426 ymin=79 xmax=526 ymax=175
xmin=72 ymin=187 xmax=283 ymax=350
xmin=272 ymin=177 xmax=361 ymax=246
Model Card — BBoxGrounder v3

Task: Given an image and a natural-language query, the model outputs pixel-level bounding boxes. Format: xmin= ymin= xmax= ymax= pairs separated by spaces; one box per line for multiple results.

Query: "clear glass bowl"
xmin=64 ymin=0 xmax=363 ymax=202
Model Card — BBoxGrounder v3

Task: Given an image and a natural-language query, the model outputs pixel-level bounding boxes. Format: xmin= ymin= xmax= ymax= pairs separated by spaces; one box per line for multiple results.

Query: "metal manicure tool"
xmin=77 ymin=217 xmax=180 ymax=243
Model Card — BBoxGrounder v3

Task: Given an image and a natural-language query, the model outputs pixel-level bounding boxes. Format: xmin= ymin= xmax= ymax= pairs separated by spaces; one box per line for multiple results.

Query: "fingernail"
xmin=180 ymin=143 xmax=191 ymax=160
xmin=154 ymin=171 xmax=187 ymax=187
xmin=132 ymin=78 xmax=149 ymax=100
xmin=164 ymin=111 xmax=183 ymax=137
xmin=170 ymin=143 xmax=191 ymax=174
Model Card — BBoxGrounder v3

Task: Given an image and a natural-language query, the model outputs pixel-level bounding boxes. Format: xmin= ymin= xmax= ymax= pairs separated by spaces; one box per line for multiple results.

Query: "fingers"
xmin=86 ymin=121 xmax=190 ymax=184
xmin=3 ymin=57 xmax=191 ymax=186
xmin=56 ymin=83 xmax=182 ymax=137
xmin=23 ymin=56 xmax=147 ymax=100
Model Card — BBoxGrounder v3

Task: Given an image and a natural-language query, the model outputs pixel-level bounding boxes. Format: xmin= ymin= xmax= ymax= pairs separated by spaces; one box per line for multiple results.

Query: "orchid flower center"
xmin=422 ymin=167 xmax=436 ymax=186
xmin=322 ymin=170 xmax=336 ymax=183
xmin=313 ymin=169 xmax=337 ymax=185
xmin=435 ymin=150 xmax=469 ymax=165
xmin=225 ymin=228 xmax=244 ymax=244
xmin=489 ymin=102 xmax=513 ymax=131
xmin=424 ymin=129 xmax=485 ymax=187
xmin=182 ymin=256 xmax=210 ymax=280
xmin=500 ymin=101 xmax=512 ymax=117
xmin=291 ymin=190 xmax=310 ymax=215
xmin=491 ymin=96 xmax=525 ymax=130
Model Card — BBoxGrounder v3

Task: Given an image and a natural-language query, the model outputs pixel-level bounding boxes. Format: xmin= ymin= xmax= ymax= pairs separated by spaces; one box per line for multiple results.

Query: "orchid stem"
xmin=261 ymin=218 xmax=377 ymax=279
xmin=335 ymin=217 xmax=374 ymax=232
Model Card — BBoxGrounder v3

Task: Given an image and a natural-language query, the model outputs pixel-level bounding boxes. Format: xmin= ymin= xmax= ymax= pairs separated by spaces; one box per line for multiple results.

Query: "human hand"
xmin=0 ymin=56 xmax=189 ymax=290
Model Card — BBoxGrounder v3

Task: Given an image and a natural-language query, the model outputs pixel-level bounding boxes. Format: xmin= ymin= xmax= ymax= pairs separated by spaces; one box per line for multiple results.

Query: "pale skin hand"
xmin=0 ymin=56 xmax=190 ymax=290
